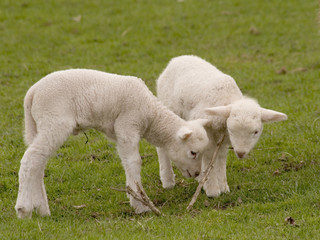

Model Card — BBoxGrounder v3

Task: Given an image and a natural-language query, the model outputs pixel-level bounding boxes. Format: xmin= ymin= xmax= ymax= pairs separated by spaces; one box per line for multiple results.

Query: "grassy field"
xmin=0 ymin=0 xmax=319 ymax=239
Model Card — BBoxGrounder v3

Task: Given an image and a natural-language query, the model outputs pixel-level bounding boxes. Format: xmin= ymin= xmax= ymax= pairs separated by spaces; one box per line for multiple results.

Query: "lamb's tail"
xmin=23 ymin=88 xmax=37 ymax=146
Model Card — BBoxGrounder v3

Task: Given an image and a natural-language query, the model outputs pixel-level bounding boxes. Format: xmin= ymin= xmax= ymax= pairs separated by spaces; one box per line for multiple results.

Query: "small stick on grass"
xmin=186 ymin=134 xmax=225 ymax=212
xmin=111 ymin=183 xmax=162 ymax=216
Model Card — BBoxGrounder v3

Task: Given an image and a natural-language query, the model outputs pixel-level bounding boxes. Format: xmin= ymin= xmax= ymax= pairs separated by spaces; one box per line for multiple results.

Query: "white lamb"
xmin=15 ymin=69 xmax=210 ymax=218
xmin=156 ymin=55 xmax=288 ymax=197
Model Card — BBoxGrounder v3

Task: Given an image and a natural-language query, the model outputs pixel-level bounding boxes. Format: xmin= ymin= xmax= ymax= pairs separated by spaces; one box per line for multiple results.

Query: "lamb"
xmin=15 ymin=69 xmax=210 ymax=218
xmin=156 ymin=55 xmax=287 ymax=197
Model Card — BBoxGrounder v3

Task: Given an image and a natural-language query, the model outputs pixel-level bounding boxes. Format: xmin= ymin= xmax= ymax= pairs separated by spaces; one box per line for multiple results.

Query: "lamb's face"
xmin=205 ymin=98 xmax=288 ymax=160
xmin=168 ymin=120 xmax=209 ymax=178
xmin=226 ymin=108 xmax=263 ymax=159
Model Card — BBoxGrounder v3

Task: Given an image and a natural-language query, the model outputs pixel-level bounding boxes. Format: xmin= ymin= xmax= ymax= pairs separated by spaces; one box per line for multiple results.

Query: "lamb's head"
xmin=205 ymin=98 xmax=287 ymax=159
xmin=167 ymin=119 xmax=210 ymax=178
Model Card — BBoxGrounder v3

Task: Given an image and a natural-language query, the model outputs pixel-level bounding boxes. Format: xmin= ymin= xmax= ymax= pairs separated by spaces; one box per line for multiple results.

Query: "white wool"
xmin=15 ymin=69 xmax=209 ymax=218
xmin=157 ymin=55 xmax=287 ymax=196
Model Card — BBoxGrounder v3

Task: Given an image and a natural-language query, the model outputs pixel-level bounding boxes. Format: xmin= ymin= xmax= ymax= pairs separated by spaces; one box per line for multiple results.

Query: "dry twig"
xmin=111 ymin=183 xmax=162 ymax=216
xmin=187 ymin=134 xmax=225 ymax=212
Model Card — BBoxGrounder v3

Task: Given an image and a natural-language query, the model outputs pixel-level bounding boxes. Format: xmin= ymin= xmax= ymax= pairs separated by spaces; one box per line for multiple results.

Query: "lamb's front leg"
xmin=117 ymin=141 xmax=151 ymax=214
xmin=201 ymin=147 xmax=221 ymax=197
xmin=202 ymin=142 xmax=230 ymax=197
xmin=157 ymin=147 xmax=175 ymax=189
xmin=214 ymin=142 xmax=230 ymax=194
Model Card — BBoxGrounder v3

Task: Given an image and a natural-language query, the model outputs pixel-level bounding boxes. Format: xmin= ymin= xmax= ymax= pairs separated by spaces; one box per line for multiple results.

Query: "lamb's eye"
xmin=190 ymin=151 xmax=197 ymax=157
xmin=254 ymin=130 xmax=259 ymax=135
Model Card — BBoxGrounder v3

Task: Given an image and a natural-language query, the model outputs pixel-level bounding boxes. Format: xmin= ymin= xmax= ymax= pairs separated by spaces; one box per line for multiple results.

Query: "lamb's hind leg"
xmin=15 ymin=125 xmax=72 ymax=218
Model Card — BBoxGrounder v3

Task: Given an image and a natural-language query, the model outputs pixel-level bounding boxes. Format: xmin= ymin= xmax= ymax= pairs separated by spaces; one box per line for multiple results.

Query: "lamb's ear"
xmin=260 ymin=108 xmax=288 ymax=123
xmin=177 ymin=127 xmax=193 ymax=140
xmin=205 ymin=105 xmax=231 ymax=119
xmin=196 ymin=118 xmax=212 ymax=127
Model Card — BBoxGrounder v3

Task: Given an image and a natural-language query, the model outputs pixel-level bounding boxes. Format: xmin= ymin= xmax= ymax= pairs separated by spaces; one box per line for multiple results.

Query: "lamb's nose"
xmin=236 ymin=151 xmax=245 ymax=158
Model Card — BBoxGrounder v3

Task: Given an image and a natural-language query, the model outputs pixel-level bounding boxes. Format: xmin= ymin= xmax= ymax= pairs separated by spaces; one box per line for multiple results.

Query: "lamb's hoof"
xmin=203 ymin=183 xmax=221 ymax=198
xmin=162 ymin=180 xmax=175 ymax=189
xmin=15 ymin=206 xmax=32 ymax=219
xmin=220 ymin=184 xmax=230 ymax=194
xmin=130 ymin=196 xmax=151 ymax=214
xmin=36 ymin=205 xmax=51 ymax=217
xmin=133 ymin=202 xmax=151 ymax=214
xmin=195 ymin=174 xmax=203 ymax=182
xmin=135 ymin=206 xmax=151 ymax=214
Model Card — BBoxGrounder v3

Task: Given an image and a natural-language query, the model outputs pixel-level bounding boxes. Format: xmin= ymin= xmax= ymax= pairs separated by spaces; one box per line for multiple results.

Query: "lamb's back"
xmin=157 ymin=55 xmax=243 ymax=116
xmin=29 ymin=69 xmax=156 ymax=124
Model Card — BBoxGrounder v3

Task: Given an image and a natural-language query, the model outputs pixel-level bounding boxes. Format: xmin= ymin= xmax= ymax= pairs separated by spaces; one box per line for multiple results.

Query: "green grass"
xmin=0 ymin=0 xmax=320 ymax=239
